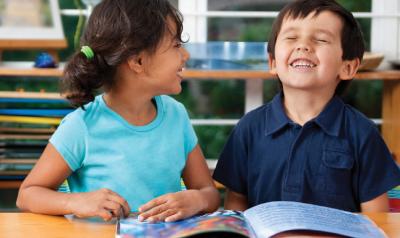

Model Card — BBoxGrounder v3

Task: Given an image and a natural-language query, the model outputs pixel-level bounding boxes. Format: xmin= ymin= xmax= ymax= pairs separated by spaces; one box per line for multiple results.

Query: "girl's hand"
xmin=138 ymin=190 xmax=207 ymax=223
xmin=68 ymin=188 xmax=130 ymax=221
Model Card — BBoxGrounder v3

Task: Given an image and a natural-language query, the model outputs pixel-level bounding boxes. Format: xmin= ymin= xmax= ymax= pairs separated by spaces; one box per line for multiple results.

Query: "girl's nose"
xmin=181 ymin=47 xmax=190 ymax=61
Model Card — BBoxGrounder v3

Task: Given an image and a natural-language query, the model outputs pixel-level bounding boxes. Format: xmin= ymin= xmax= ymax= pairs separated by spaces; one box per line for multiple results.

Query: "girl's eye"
xmin=285 ymin=37 xmax=296 ymax=40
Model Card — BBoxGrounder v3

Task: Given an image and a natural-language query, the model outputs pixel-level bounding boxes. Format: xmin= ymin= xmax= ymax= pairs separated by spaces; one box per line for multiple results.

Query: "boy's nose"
xmin=296 ymin=45 xmax=310 ymax=52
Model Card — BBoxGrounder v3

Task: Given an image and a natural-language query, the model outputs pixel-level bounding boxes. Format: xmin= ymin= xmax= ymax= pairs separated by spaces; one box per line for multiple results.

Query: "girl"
xmin=17 ymin=0 xmax=219 ymax=223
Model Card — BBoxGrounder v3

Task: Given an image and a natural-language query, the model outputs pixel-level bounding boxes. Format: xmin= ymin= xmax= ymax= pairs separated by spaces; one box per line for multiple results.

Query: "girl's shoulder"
xmin=157 ymin=95 xmax=187 ymax=113
xmin=62 ymin=95 xmax=103 ymax=125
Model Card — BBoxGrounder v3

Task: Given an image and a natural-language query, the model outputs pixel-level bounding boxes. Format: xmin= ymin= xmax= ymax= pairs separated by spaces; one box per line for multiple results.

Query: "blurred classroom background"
xmin=0 ymin=0 xmax=399 ymax=211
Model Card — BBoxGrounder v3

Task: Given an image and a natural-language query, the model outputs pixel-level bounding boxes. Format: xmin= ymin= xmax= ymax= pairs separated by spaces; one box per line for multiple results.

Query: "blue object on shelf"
xmin=0 ymin=109 xmax=73 ymax=117
xmin=0 ymin=98 xmax=68 ymax=104
xmin=34 ymin=52 xmax=56 ymax=68
xmin=184 ymin=41 xmax=268 ymax=70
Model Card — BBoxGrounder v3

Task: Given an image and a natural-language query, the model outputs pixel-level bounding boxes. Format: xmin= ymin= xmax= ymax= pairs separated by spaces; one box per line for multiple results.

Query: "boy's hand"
xmin=67 ymin=188 xmax=130 ymax=221
xmin=138 ymin=190 xmax=206 ymax=223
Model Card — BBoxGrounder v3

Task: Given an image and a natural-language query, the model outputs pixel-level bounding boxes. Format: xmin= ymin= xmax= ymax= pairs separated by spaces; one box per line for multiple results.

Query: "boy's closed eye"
xmin=283 ymin=36 xmax=297 ymax=41
xmin=280 ymin=31 xmax=298 ymax=41
xmin=314 ymin=38 xmax=329 ymax=43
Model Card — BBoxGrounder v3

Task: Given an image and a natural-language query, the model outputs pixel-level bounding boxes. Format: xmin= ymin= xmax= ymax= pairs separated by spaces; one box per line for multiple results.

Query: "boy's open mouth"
xmin=290 ymin=59 xmax=316 ymax=68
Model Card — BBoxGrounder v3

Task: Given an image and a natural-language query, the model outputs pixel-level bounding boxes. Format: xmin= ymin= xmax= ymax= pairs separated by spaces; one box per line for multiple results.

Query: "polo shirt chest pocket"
xmin=316 ymin=148 xmax=354 ymax=196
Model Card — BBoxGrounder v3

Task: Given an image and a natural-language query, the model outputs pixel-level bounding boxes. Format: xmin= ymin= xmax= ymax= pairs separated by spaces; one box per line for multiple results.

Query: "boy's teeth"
xmin=291 ymin=60 xmax=316 ymax=68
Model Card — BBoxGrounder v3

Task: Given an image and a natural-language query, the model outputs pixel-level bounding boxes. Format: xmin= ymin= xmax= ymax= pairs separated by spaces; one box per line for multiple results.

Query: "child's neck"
xmin=282 ymin=89 xmax=335 ymax=126
xmin=103 ymin=90 xmax=157 ymax=126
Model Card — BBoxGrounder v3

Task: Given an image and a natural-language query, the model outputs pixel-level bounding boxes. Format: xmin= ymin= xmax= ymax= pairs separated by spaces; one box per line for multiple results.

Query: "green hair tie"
xmin=81 ymin=46 xmax=94 ymax=60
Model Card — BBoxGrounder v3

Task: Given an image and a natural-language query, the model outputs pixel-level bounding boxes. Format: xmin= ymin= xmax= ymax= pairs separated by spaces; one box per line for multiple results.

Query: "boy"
xmin=213 ymin=0 xmax=400 ymax=212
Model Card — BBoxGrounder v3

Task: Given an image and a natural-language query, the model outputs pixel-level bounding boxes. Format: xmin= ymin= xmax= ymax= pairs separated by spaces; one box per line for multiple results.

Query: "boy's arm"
xmin=360 ymin=193 xmax=389 ymax=212
xmin=224 ymin=189 xmax=248 ymax=211
xmin=17 ymin=143 xmax=130 ymax=220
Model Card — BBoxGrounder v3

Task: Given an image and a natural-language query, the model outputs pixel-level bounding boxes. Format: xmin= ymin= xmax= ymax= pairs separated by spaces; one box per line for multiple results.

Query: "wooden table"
xmin=0 ymin=212 xmax=399 ymax=237
xmin=0 ymin=213 xmax=114 ymax=238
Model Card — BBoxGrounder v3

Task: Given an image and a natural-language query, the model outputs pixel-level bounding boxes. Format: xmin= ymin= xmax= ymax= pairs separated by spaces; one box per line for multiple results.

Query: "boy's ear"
xmin=268 ymin=54 xmax=277 ymax=75
xmin=127 ymin=54 xmax=144 ymax=73
xmin=339 ymin=58 xmax=360 ymax=80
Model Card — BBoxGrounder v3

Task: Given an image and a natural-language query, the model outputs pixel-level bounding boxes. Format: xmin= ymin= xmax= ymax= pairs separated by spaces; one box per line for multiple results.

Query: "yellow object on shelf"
xmin=0 ymin=115 xmax=61 ymax=125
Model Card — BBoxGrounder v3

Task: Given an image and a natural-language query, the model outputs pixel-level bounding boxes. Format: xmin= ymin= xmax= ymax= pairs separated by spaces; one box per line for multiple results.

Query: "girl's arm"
xmin=138 ymin=144 xmax=220 ymax=222
xmin=17 ymin=143 xmax=130 ymax=220
xmin=224 ymin=189 xmax=248 ymax=211
xmin=181 ymin=144 xmax=220 ymax=212
xmin=361 ymin=193 xmax=389 ymax=212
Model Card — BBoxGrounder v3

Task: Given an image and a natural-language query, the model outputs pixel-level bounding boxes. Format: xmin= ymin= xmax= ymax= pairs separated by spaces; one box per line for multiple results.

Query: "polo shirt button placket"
xmin=282 ymin=123 xmax=307 ymax=201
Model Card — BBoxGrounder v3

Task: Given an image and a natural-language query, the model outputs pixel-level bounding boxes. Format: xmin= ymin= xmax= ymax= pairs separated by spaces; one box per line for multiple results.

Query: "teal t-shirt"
xmin=49 ymin=94 xmax=197 ymax=211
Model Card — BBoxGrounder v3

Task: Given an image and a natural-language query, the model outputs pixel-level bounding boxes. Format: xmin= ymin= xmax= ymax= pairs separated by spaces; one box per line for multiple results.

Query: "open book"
xmin=116 ymin=201 xmax=386 ymax=238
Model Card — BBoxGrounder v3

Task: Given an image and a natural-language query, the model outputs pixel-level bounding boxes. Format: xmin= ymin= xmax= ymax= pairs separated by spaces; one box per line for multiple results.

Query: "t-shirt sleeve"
xmin=358 ymin=127 xmax=400 ymax=202
xmin=49 ymin=113 xmax=87 ymax=171
xmin=213 ymin=123 xmax=248 ymax=195
xmin=180 ymin=104 xmax=198 ymax=157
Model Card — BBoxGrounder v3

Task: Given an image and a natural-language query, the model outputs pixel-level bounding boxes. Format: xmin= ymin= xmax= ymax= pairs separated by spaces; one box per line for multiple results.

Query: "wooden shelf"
xmin=0 ymin=159 xmax=37 ymax=165
xmin=0 ymin=61 xmax=399 ymax=80
xmin=355 ymin=70 xmax=400 ymax=80
xmin=0 ymin=39 xmax=68 ymax=50
xmin=0 ymin=180 xmax=23 ymax=189
xmin=0 ymin=62 xmax=63 ymax=77
xmin=183 ymin=69 xmax=275 ymax=79
xmin=0 ymin=39 xmax=68 ymax=64
xmin=0 ymin=171 xmax=29 ymax=176
xmin=184 ymin=69 xmax=400 ymax=80
xmin=0 ymin=91 xmax=63 ymax=99
xmin=0 ymin=39 xmax=67 ymax=50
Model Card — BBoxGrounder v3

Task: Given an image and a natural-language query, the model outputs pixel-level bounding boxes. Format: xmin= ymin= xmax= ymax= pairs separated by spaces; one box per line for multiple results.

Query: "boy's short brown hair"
xmin=267 ymin=0 xmax=365 ymax=95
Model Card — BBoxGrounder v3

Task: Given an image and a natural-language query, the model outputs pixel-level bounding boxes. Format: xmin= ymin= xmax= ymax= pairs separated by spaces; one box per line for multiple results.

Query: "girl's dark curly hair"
xmin=62 ymin=0 xmax=184 ymax=107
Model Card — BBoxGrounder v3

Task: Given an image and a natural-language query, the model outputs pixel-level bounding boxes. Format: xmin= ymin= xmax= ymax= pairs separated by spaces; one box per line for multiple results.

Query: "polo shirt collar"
xmin=265 ymin=93 xmax=344 ymax=137
xmin=314 ymin=95 xmax=344 ymax=137
xmin=265 ymin=92 xmax=291 ymax=135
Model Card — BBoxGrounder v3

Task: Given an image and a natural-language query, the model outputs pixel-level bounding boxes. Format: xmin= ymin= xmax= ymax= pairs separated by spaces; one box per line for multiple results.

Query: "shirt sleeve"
xmin=49 ymin=112 xmax=87 ymax=171
xmin=213 ymin=122 xmax=248 ymax=195
xmin=358 ymin=127 xmax=400 ymax=203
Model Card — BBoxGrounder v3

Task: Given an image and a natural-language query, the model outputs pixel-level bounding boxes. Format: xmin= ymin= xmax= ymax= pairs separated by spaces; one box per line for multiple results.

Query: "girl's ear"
xmin=339 ymin=58 xmax=360 ymax=80
xmin=127 ymin=54 xmax=144 ymax=73
xmin=268 ymin=54 xmax=277 ymax=75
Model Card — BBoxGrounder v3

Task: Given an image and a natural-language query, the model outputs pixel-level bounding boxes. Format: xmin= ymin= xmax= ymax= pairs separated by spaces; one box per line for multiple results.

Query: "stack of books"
xmin=389 ymin=185 xmax=400 ymax=212
xmin=0 ymin=91 xmax=71 ymax=181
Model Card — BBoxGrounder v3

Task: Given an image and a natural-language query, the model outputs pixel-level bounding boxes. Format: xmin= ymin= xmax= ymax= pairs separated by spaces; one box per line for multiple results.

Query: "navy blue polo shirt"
xmin=213 ymin=92 xmax=400 ymax=212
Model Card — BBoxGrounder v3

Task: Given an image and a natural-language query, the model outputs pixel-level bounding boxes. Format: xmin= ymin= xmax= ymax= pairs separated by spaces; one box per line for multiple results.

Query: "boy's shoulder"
xmin=342 ymin=103 xmax=377 ymax=132
xmin=236 ymin=102 xmax=271 ymax=131
xmin=242 ymin=103 xmax=269 ymax=121
xmin=236 ymin=96 xmax=379 ymax=138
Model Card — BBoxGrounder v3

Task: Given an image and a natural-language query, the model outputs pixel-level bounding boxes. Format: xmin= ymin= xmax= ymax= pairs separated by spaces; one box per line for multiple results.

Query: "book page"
xmin=118 ymin=210 xmax=255 ymax=238
xmin=243 ymin=201 xmax=385 ymax=238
